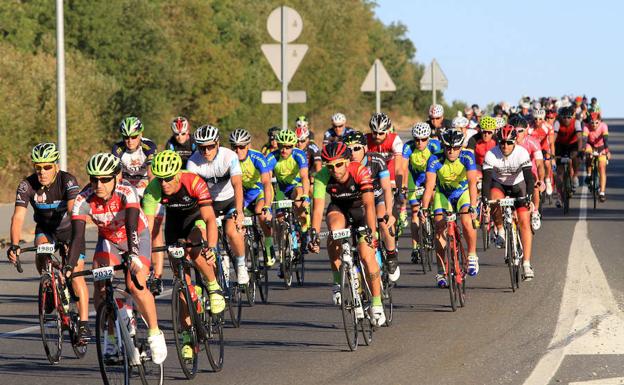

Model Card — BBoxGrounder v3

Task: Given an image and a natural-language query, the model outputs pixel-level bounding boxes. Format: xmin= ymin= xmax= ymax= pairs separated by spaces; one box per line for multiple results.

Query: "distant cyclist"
xmin=323 ymin=112 xmax=354 ymax=145
xmin=583 ymin=112 xmax=610 ymax=201
xmin=554 ymin=106 xmax=583 ymax=202
xmin=295 ymin=116 xmax=322 ymax=177
xmin=261 ymin=126 xmax=281 ymax=156
xmin=165 ymin=116 xmax=196 ymax=168
xmin=426 ymin=104 xmax=452 ymax=138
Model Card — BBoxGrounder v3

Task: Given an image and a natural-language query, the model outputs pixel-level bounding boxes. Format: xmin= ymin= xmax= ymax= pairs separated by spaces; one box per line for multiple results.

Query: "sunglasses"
xmin=199 ymin=144 xmax=217 ymax=152
xmin=232 ymin=145 xmax=247 ymax=150
xmin=516 ymin=129 xmax=526 ymax=133
xmin=280 ymin=145 xmax=294 ymax=150
xmin=372 ymin=131 xmax=386 ymax=136
xmin=175 ymin=132 xmax=188 ymax=137
xmin=349 ymin=145 xmax=364 ymax=152
xmin=326 ymin=161 xmax=347 ymax=171
xmin=298 ymin=139 xmax=307 ymax=143
xmin=123 ymin=135 xmax=140 ymax=140
xmin=591 ymin=120 xmax=601 ymax=124
xmin=34 ymin=164 xmax=54 ymax=172
xmin=90 ymin=176 xmax=114 ymax=185
xmin=482 ymin=131 xmax=494 ymax=135
xmin=445 ymin=146 xmax=462 ymax=151
xmin=500 ymin=141 xmax=516 ymax=146
xmin=333 ymin=125 xmax=345 ymax=129
xmin=413 ymin=138 xmax=428 ymax=143
xmin=431 ymin=116 xmax=443 ymax=120
xmin=158 ymin=175 xmax=176 ymax=183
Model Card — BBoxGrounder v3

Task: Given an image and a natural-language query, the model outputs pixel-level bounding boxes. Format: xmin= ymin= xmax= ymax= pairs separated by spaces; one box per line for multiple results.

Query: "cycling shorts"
xmin=584 ymin=145 xmax=607 ymax=162
xmin=213 ymin=197 xmax=237 ymax=218
xmin=94 ymin=228 xmax=151 ymax=268
xmin=490 ymin=180 xmax=528 ymax=213
xmin=243 ymin=188 xmax=265 ymax=210
xmin=326 ymin=201 xmax=366 ymax=231
xmin=433 ymin=189 xmax=470 ymax=215
xmin=555 ymin=143 xmax=579 ymax=165
xmin=165 ymin=214 xmax=206 ymax=245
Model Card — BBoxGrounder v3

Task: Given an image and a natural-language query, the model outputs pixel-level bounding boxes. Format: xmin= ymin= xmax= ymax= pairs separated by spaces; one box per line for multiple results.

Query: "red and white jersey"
xmin=517 ymin=135 xmax=543 ymax=177
xmin=72 ymin=180 xmax=148 ymax=244
xmin=365 ymin=132 xmax=403 ymax=182
xmin=529 ymin=120 xmax=553 ymax=152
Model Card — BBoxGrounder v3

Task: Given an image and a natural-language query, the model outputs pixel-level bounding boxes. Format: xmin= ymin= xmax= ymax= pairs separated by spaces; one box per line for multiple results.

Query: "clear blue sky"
xmin=374 ymin=0 xmax=623 ymax=117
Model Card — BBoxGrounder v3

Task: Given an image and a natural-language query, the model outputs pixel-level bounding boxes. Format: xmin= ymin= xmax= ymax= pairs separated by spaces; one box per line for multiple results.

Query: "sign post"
xmin=361 ymin=59 xmax=396 ymax=113
xmin=56 ymin=0 xmax=67 ymax=171
xmin=420 ymin=58 xmax=448 ymax=106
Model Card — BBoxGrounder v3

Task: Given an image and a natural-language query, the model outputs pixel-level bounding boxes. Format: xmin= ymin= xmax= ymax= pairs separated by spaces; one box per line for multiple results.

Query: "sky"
xmin=374 ymin=0 xmax=623 ymax=117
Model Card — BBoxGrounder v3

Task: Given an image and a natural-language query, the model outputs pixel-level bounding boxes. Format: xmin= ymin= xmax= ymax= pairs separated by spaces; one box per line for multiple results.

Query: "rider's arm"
xmin=125 ymin=207 xmax=141 ymax=257
xmin=311 ymin=168 xmax=329 ymax=232
xmin=200 ymin=205 xmax=218 ymax=248
xmin=380 ymin=174 xmax=393 ymax=217
xmin=522 ymin=166 xmax=535 ymax=195
xmin=67 ymin=219 xmax=86 ymax=268
xmin=461 ymin=151 xmax=479 ymax=208
xmin=261 ymin=171 xmax=273 ymax=207
xmin=481 ymin=169 xmax=493 ymax=201
xmin=421 ymin=155 xmax=440 ymax=209
xmin=141 ymin=180 xmax=161 ymax=244
xmin=10 ymin=206 xmax=27 ymax=246
xmin=300 ymin=167 xmax=310 ymax=198
xmin=362 ymin=191 xmax=377 ymax=236
xmin=231 ymin=175 xmax=244 ymax=214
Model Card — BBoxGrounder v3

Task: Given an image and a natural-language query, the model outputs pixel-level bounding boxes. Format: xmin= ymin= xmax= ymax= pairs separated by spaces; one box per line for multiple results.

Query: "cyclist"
xmin=426 ymin=104 xmax=452 ymax=138
xmin=261 ymin=126 xmax=281 ymax=156
xmin=514 ymin=118 xmax=545 ymax=230
xmin=229 ymin=128 xmax=276 ymax=265
xmin=400 ymin=122 xmax=442 ymax=264
xmin=308 ymin=142 xmax=385 ymax=326
xmin=481 ymin=125 xmax=535 ymax=280
xmin=165 ymin=116 xmax=197 ymax=168
xmin=453 ymin=116 xmax=477 ymax=151
xmin=474 ymin=116 xmax=498 ymax=167
xmin=589 ymin=97 xmax=601 ymax=113
xmin=323 ymin=113 xmax=354 ymax=145
xmin=420 ymin=130 xmax=479 ymax=288
xmin=345 ymin=131 xmax=399 ymax=281
xmin=187 ymin=125 xmax=249 ymax=285
xmin=295 ymin=117 xmax=322 ymax=177
xmin=529 ymin=108 xmax=555 ymax=197
xmin=366 ymin=112 xmax=404 ymax=190
xmin=142 ymin=150 xmax=225 ymax=360
xmin=554 ymin=106 xmax=583 ymax=203
xmin=112 ymin=116 xmax=157 ymax=198
xmin=583 ymin=112 xmax=610 ymax=201
xmin=64 ymin=153 xmax=167 ymax=363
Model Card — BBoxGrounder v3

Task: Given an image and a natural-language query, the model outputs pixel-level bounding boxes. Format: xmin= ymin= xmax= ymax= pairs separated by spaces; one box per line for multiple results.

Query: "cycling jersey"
xmin=365 ymin=132 xmax=403 ymax=182
xmin=313 ymin=162 xmax=373 ymax=205
xmin=304 ymin=143 xmax=322 ymax=170
xmin=238 ymin=149 xmax=270 ymax=207
xmin=361 ymin=152 xmax=389 ymax=198
xmin=402 ymin=139 xmax=442 ymax=187
xmin=474 ymin=139 xmax=497 ymax=166
xmin=554 ymin=118 xmax=582 ymax=145
xmin=187 ymin=147 xmax=242 ymax=202
xmin=426 ymin=150 xmax=477 ymax=196
xmin=112 ymin=138 xmax=157 ymax=195
xmin=482 ymin=145 xmax=532 ymax=186
xmin=530 ymin=120 xmax=553 ymax=152
xmin=323 ymin=126 xmax=355 ymax=144
xmin=261 ymin=143 xmax=277 ymax=156
xmin=72 ymin=180 xmax=148 ymax=245
xmin=517 ymin=135 xmax=543 ymax=177
xmin=266 ymin=148 xmax=308 ymax=195
xmin=583 ymin=122 xmax=608 ymax=148
xmin=15 ymin=171 xmax=80 ymax=233
xmin=165 ymin=136 xmax=196 ymax=168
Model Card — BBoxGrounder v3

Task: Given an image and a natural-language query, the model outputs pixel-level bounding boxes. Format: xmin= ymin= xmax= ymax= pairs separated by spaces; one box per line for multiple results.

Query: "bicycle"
xmin=242 ymin=214 xmax=270 ymax=305
xmin=477 ymin=199 xmax=492 ymax=251
xmin=70 ymin=252 xmax=164 ymax=385
xmin=153 ymin=242 xmax=224 ymax=378
xmin=376 ymin=216 xmax=394 ymax=327
xmin=318 ymin=227 xmax=376 ymax=351
xmin=556 ymin=156 xmax=573 ymax=215
xmin=17 ymin=242 xmax=87 ymax=364
xmin=271 ymin=199 xmax=305 ymax=288
xmin=215 ymin=215 xmax=243 ymax=328
xmin=488 ymin=197 xmax=525 ymax=292
xmin=587 ymin=151 xmax=601 ymax=210
xmin=407 ymin=187 xmax=433 ymax=274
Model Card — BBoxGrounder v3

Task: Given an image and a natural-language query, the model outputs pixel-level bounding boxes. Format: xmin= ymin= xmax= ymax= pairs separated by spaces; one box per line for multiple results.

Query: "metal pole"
xmin=281 ymin=6 xmax=288 ymax=130
xmin=56 ymin=0 xmax=67 ymax=171
xmin=432 ymin=59 xmax=437 ymax=106
xmin=375 ymin=59 xmax=380 ymax=113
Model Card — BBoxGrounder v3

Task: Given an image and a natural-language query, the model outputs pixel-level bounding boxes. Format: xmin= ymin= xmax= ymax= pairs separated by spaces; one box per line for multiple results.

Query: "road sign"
xmin=261 ymin=91 xmax=306 ymax=104
xmin=361 ymin=59 xmax=396 ymax=92
xmin=261 ymin=44 xmax=308 ymax=83
xmin=267 ymin=6 xmax=302 ymax=43
xmin=420 ymin=59 xmax=448 ymax=90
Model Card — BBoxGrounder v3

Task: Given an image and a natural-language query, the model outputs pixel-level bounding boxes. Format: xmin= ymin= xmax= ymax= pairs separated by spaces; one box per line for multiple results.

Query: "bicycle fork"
xmin=342 ymin=244 xmax=364 ymax=320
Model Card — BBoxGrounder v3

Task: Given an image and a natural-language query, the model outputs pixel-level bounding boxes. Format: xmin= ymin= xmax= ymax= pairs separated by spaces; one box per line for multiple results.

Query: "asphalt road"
xmin=1 ymin=120 xmax=623 ymax=385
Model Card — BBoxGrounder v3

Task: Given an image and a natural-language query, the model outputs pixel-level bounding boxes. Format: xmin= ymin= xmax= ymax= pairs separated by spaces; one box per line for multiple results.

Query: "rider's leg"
xmin=255 ymin=197 xmax=274 ymax=262
xmin=151 ymin=206 xmax=165 ymax=282
xmin=358 ymin=240 xmax=381 ymax=298
xmin=224 ymin=211 xmax=246 ymax=283
xmin=326 ymin=210 xmax=347 ymax=282
xmin=599 ymin=156 xmax=608 ymax=193
xmin=517 ymin=207 xmax=532 ymax=263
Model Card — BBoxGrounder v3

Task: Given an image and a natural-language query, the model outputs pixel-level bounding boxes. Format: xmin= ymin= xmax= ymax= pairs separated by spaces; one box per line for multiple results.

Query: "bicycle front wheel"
xmin=38 ymin=274 xmax=62 ymax=364
xmin=445 ymin=242 xmax=457 ymax=312
xmin=204 ymin=309 xmax=224 ymax=371
xmin=95 ymin=302 xmax=129 ymax=385
xmin=381 ymin=274 xmax=393 ymax=327
xmin=134 ymin=310 xmax=164 ymax=385
xmin=171 ymin=280 xmax=198 ymax=379
xmin=258 ymin=248 xmax=270 ymax=303
xmin=506 ymin=224 xmax=518 ymax=292
xmin=245 ymin=233 xmax=257 ymax=306
xmin=228 ymin=283 xmax=242 ymax=328
xmin=340 ymin=263 xmax=358 ymax=351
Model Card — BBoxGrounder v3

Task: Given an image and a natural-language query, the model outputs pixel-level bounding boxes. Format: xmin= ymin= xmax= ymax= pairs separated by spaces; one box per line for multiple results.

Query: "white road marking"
xmin=569 ymin=377 xmax=624 ymax=385
xmin=0 ymin=288 xmax=172 ymax=339
xmin=524 ymin=187 xmax=624 ymax=384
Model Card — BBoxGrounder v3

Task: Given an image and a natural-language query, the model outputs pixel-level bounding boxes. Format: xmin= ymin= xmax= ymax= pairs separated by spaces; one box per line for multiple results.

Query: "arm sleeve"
xmin=229 ymin=154 xmax=242 ymax=176
xmin=522 ymin=166 xmax=534 ymax=192
xmin=312 ymin=168 xmax=329 ymax=199
xmin=482 ymin=169 xmax=493 ymax=200
xmin=603 ymin=135 xmax=609 ymax=149
xmin=392 ymin=135 xmax=404 ymax=155
xmin=67 ymin=219 xmax=86 ymax=268
xmin=125 ymin=207 xmax=141 ymax=257
xmin=141 ymin=180 xmax=161 ymax=216
xmin=294 ymin=149 xmax=309 ymax=169
xmin=402 ymin=142 xmax=413 ymax=160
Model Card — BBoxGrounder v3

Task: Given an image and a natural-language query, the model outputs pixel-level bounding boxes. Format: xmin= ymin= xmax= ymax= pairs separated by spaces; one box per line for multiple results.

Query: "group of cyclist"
xmin=6 ymin=93 xmax=609 ymax=369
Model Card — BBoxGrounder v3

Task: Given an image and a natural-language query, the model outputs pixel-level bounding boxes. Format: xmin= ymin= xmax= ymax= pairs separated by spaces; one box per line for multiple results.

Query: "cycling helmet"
xmin=119 ymin=116 xmax=143 ymax=137
xmin=86 ymin=153 xmax=121 ymax=176
xmin=275 ymin=129 xmax=297 ymax=145
xmin=479 ymin=116 xmax=497 ymax=132
xmin=510 ymin=116 xmax=528 ymax=129
xmin=411 ymin=122 xmax=432 ymax=139
xmin=440 ymin=130 xmax=465 ymax=148
xmin=331 ymin=113 xmax=347 ymax=125
xmin=31 ymin=142 xmax=60 ymax=163
xmin=590 ymin=112 xmax=601 ymax=121
xmin=452 ymin=116 xmax=469 ymax=129
xmin=533 ymin=108 xmax=546 ymax=119
xmin=295 ymin=126 xmax=310 ymax=141
xmin=229 ymin=128 xmax=252 ymax=146
xmin=369 ymin=112 xmax=392 ymax=133
xmin=493 ymin=104 xmax=503 ymax=116
xmin=321 ymin=142 xmax=350 ymax=162
xmin=495 ymin=116 xmax=507 ymax=129
xmin=559 ymin=106 xmax=574 ymax=118
xmin=429 ymin=104 xmax=444 ymax=118
xmin=295 ymin=115 xmax=309 ymax=129
xmin=546 ymin=110 xmax=557 ymax=119
xmin=151 ymin=150 xmax=182 ymax=178
xmin=194 ymin=125 xmax=219 ymax=144
xmin=267 ymin=126 xmax=281 ymax=139
xmin=171 ymin=116 xmax=190 ymax=134
xmin=497 ymin=124 xmax=518 ymax=142
xmin=344 ymin=131 xmax=367 ymax=146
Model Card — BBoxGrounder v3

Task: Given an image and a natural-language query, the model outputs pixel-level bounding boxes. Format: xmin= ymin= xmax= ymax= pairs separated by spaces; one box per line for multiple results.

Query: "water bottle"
xmin=222 ymin=253 xmax=231 ymax=282
xmin=117 ymin=298 xmax=136 ymax=337
xmin=291 ymin=230 xmax=298 ymax=250
xmin=353 ymin=265 xmax=362 ymax=294
xmin=190 ymin=285 xmax=204 ymax=314
xmin=62 ymin=286 xmax=70 ymax=313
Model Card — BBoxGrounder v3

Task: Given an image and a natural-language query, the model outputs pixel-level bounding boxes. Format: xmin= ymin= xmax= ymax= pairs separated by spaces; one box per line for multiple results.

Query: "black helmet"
xmin=344 ymin=131 xmax=367 ymax=146
xmin=267 ymin=126 xmax=281 ymax=139
xmin=440 ymin=129 xmax=465 ymax=148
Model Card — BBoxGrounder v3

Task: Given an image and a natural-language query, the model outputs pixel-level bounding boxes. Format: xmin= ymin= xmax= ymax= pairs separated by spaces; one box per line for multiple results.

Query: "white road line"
xmin=569 ymin=377 xmax=624 ymax=385
xmin=0 ymin=288 xmax=173 ymax=339
xmin=524 ymin=187 xmax=624 ymax=384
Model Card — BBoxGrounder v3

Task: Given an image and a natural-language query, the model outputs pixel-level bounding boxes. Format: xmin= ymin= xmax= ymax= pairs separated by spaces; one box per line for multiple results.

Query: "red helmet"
xmin=590 ymin=112 xmax=601 ymax=121
xmin=171 ymin=116 xmax=190 ymax=134
xmin=497 ymin=124 xmax=518 ymax=142
xmin=546 ymin=110 xmax=557 ymax=119
xmin=321 ymin=142 xmax=350 ymax=162
xmin=295 ymin=126 xmax=310 ymax=140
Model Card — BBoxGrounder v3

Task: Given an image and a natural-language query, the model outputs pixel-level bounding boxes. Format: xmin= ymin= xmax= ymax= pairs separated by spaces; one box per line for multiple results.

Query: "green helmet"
xmin=479 ymin=116 xmax=497 ymax=132
xmin=119 ymin=116 xmax=143 ymax=137
xmin=275 ymin=129 xmax=297 ymax=145
xmin=86 ymin=153 xmax=121 ymax=176
xmin=151 ymin=150 xmax=182 ymax=178
xmin=31 ymin=143 xmax=60 ymax=163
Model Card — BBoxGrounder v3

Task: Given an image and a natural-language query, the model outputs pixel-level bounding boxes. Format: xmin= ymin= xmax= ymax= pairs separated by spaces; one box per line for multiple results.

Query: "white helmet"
xmin=331 ymin=113 xmax=346 ymax=125
xmin=429 ymin=104 xmax=444 ymax=118
xmin=495 ymin=116 xmax=506 ymax=129
xmin=452 ymin=116 xmax=469 ymax=129
xmin=194 ymin=125 xmax=219 ymax=144
xmin=369 ymin=112 xmax=392 ymax=133
xmin=411 ymin=122 xmax=431 ymax=139
xmin=171 ymin=116 xmax=190 ymax=135
xmin=228 ymin=128 xmax=252 ymax=146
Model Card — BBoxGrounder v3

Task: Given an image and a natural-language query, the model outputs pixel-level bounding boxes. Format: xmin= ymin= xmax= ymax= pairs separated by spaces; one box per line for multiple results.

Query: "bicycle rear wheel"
xmin=295 ymin=251 xmax=305 ymax=286
xmin=563 ymin=167 xmax=571 ymax=215
xmin=95 ymin=302 xmax=129 ymax=385
xmin=258 ymin=248 xmax=270 ymax=303
xmin=203 ymin=309 xmax=224 ymax=371
xmin=445 ymin=244 xmax=457 ymax=312
xmin=340 ymin=263 xmax=358 ymax=351
xmin=69 ymin=307 xmax=88 ymax=359
xmin=381 ymin=274 xmax=393 ymax=326
xmin=134 ymin=311 xmax=164 ymax=385
xmin=245 ymin=233 xmax=257 ymax=306
xmin=359 ymin=286 xmax=373 ymax=345
xmin=171 ymin=280 xmax=198 ymax=379
xmin=228 ymin=282 xmax=242 ymax=328
xmin=38 ymin=273 xmax=62 ymax=364
xmin=505 ymin=224 xmax=517 ymax=292
xmin=592 ymin=164 xmax=599 ymax=210
xmin=455 ymin=239 xmax=466 ymax=308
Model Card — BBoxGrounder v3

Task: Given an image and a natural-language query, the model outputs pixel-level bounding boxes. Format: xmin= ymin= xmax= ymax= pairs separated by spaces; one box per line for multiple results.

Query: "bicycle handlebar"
xmin=69 ymin=253 xmax=143 ymax=291
xmin=152 ymin=240 xmax=206 ymax=253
